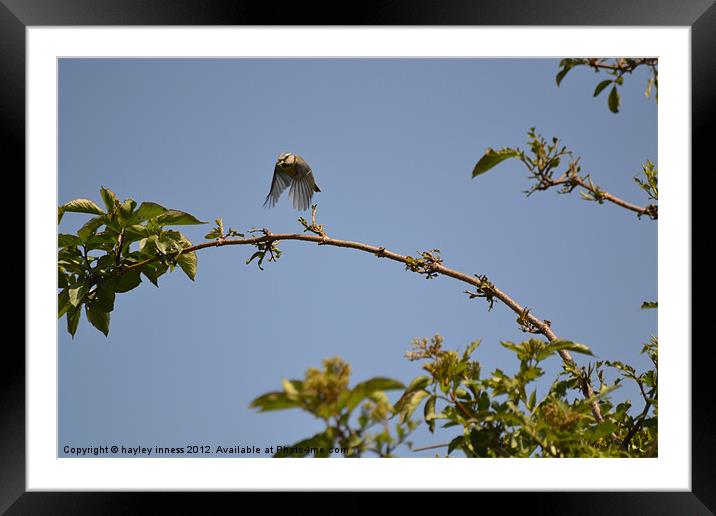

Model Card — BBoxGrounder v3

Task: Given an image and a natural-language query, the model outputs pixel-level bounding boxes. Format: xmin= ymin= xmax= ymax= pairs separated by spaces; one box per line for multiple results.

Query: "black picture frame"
xmin=7 ymin=0 xmax=709 ymax=513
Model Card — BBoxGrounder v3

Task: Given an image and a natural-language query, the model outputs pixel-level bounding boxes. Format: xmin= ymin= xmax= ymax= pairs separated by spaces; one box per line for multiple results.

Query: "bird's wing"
xmin=263 ymin=165 xmax=292 ymax=208
xmin=288 ymin=162 xmax=318 ymax=211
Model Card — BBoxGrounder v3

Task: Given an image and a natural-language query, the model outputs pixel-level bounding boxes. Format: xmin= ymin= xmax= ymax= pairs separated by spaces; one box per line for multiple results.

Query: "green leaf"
xmin=281 ymin=378 xmax=301 ymax=399
xmin=134 ymin=202 xmax=168 ymax=222
xmin=555 ymin=67 xmax=570 ymax=87
xmin=58 ymin=289 xmax=71 ymax=319
xmin=85 ymin=304 xmax=110 ymax=336
xmin=397 ymin=389 xmax=429 ymax=424
xmin=477 ymin=391 xmax=490 ymax=411
xmin=92 ymin=255 xmax=117 ymax=274
xmin=605 ymin=360 xmax=635 ymax=374
xmin=404 ymin=375 xmax=431 ymax=394
xmin=549 ymin=377 xmax=578 ymax=398
xmin=94 ymin=284 xmax=116 ymax=312
xmin=528 ymin=390 xmax=537 ymax=412
xmin=204 ymin=228 xmax=222 ymax=240
xmin=246 ymin=251 xmax=265 ymax=270
xmin=519 ymin=366 xmax=544 ymax=383
xmin=115 ymin=200 xmax=137 ymax=225
xmin=273 ymin=431 xmax=334 ymax=458
xmin=58 ymin=268 xmax=69 ymax=289
xmin=424 ymin=395 xmax=437 ymax=433
xmin=593 ymin=79 xmax=612 ymax=97
xmin=177 ymin=250 xmax=197 ymax=281
xmin=472 ymin=148 xmax=519 ymax=178
xmin=140 ymin=263 xmax=161 ymax=287
xmin=68 ymin=284 xmax=88 ymax=307
xmin=113 ymin=269 xmax=142 ymax=293
xmin=462 ymin=340 xmax=481 ymax=360
xmin=156 ymin=210 xmax=207 ymax=226
xmin=85 ymin=232 xmax=119 ymax=251
xmin=153 ymin=235 xmax=169 ymax=255
xmin=100 ymin=187 xmax=117 ymax=213
xmin=641 ymin=301 xmax=658 ymax=310
xmin=590 ymin=421 xmax=617 ymax=440
xmin=547 ymin=339 xmax=594 ymax=356
xmin=57 ymin=248 xmax=86 ymax=274
xmin=77 ymin=216 xmax=105 ymax=243
xmin=393 ymin=375 xmax=431 ymax=412
xmin=59 ymin=199 xmax=105 ymax=220
xmin=447 ymin=435 xmax=465 ymax=455
xmin=608 ymin=86 xmax=620 ymax=113
xmin=249 ymin=391 xmax=301 ymax=412
xmin=500 ymin=340 xmax=523 ymax=354
xmin=58 ymin=234 xmax=82 ymax=248
xmin=344 ymin=377 xmax=404 ymax=412
xmin=123 ymin=225 xmax=150 ymax=243
xmin=66 ymin=306 xmax=81 ymax=337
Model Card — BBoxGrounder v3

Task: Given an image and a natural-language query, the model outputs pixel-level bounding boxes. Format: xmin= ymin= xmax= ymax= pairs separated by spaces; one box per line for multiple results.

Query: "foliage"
xmin=404 ymin=249 xmax=443 ymax=279
xmin=472 ymin=58 xmax=659 ymax=220
xmin=555 ymin=58 xmax=658 ymax=113
xmin=634 ymin=160 xmax=658 ymax=201
xmin=58 ymin=190 xmax=298 ymax=336
xmin=396 ymin=334 xmax=657 ymax=457
xmin=244 ymin=233 xmax=282 ymax=270
xmin=250 ymin=357 xmax=416 ymax=457
xmin=58 ymin=187 xmax=206 ymax=337
xmin=252 ymin=334 xmax=657 ymax=458
xmin=203 ymin=217 xmax=244 ymax=240
xmin=472 ymin=128 xmax=658 ymax=219
xmin=473 ymin=128 xmax=567 ymax=186
xmin=464 ymin=274 xmax=498 ymax=311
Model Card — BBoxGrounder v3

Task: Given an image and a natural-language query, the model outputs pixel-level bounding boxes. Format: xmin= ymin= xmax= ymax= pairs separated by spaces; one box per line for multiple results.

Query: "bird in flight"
xmin=263 ymin=152 xmax=321 ymax=211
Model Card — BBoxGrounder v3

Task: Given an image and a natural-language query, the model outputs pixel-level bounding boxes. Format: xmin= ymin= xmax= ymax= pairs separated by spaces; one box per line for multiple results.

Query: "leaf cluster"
xmin=464 ymin=274 xmax=498 ymax=310
xmin=204 ymin=217 xmax=244 ymax=241
xmin=404 ymin=249 xmax=443 ymax=279
xmin=555 ymin=58 xmax=658 ymax=113
xmin=58 ymin=187 xmax=205 ymax=337
xmin=250 ymin=357 xmax=415 ymax=457
xmin=472 ymin=129 xmax=658 ymax=219
xmin=473 ymin=128 xmax=580 ymax=197
xmin=633 ymin=160 xmax=659 ymax=219
xmin=399 ymin=334 xmax=657 ymax=457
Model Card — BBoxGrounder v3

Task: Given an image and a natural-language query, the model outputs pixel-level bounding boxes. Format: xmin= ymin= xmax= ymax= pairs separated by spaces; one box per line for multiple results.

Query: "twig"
xmin=412 ymin=443 xmax=448 ymax=452
xmin=571 ymin=176 xmax=657 ymax=219
xmin=584 ymin=58 xmax=658 ymax=73
xmin=538 ymin=174 xmax=657 ymax=219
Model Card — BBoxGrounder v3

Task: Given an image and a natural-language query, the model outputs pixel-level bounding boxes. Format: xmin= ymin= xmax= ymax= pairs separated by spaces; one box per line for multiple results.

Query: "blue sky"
xmin=58 ymin=58 xmax=657 ymax=457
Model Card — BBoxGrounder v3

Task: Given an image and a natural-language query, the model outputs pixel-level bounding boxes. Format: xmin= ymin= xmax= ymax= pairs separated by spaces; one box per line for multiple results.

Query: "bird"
xmin=263 ymin=152 xmax=321 ymax=211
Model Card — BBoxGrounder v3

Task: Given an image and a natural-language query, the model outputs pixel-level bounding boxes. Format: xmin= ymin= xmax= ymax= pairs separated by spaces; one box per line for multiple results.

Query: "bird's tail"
xmin=314 ymin=184 xmax=321 ymax=192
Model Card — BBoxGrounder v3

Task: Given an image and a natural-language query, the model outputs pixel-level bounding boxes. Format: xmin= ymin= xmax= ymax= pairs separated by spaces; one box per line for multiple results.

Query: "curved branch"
xmin=123 ymin=228 xmax=605 ymax=422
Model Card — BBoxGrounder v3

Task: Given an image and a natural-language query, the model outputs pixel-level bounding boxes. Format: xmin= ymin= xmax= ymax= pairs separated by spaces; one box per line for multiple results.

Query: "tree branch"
xmin=583 ymin=58 xmax=658 ymax=73
xmin=550 ymin=174 xmax=658 ymax=219
xmin=122 ymin=225 xmax=605 ymax=423
xmin=621 ymin=379 xmax=654 ymax=451
xmin=480 ymin=129 xmax=659 ymax=221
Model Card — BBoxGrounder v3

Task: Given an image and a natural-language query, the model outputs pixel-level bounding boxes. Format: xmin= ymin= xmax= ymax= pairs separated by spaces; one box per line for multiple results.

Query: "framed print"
xmin=7 ymin=0 xmax=711 ymax=512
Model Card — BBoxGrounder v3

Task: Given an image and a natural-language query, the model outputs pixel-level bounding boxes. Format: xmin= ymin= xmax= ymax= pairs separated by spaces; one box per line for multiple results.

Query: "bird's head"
xmin=277 ymin=152 xmax=295 ymax=167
